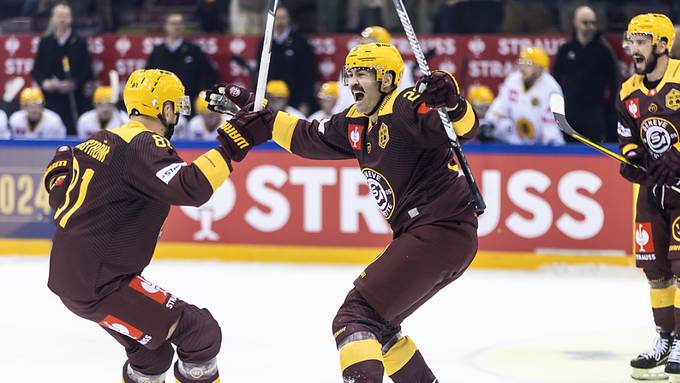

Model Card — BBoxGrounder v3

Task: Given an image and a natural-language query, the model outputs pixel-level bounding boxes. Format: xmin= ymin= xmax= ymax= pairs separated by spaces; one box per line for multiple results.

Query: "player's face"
xmin=472 ymin=103 xmax=489 ymax=119
xmin=518 ymin=61 xmax=541 ymax=83
xmin=319 ymin=97 xmax=337 ymax=113
xmin=25 ymin=103 xmax=43 ymax=122
xmin=95 ymin=103 xmax=114 ymax=121
xmin=628 ymin=35 xmax=663 ymax=75
xmin=346 ymin=68 xmax=380 ymax=114
xmin=267 ymin=96 xmax=287 ymax=113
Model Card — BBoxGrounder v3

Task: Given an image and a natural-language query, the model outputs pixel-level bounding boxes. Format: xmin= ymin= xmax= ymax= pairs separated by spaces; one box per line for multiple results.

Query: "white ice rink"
xmin=2 ymin=256 xmax=659 ymax=382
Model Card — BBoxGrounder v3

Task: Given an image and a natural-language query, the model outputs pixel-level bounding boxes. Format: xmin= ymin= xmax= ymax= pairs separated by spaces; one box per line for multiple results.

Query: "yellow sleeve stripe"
xmin=621 ymin=143 xmax=639 ymax=156
xmin=109 ymin=121 xmax=151 ymax=143
xmin=193 ymin=149 xmax=230 ymax=192
xmin=452 ymin=100 xmax=475 ymax=137
xmin=652 ymin=285 xmax=675 ymax=309
xmin=339 ymin=339 xmax=383 ymax=372
xmin=272 ymin=111 xmax=299 ymax=153
xmin=382 ymin=336 xmax=419 ymax=376
xmin=674 ymin=285 xmax=680 ymax=309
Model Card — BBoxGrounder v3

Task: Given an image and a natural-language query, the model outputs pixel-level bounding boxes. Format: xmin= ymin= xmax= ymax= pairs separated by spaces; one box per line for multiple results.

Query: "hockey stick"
xmin=253 ymin=0 xmax=278 ymax=112
xmin=108 ymin=69 xmax=120 ymax=104
xmin=3 ymin=76 xmax=25 ymax=104
xmin=391 ymin=0 xmax=486 ymax=213
xmin=62 ymin=56 xmax=80 ymax=127
xmin=549 ymin=94 xmax=680 ymax=192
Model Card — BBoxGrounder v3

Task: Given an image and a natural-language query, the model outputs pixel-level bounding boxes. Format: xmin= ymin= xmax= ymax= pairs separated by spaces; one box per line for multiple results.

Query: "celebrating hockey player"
xmin=44 ymin=69 xmax=273 ymax=383
xmin=207 ymin=42 xmax=479 ymax=383
xmin=76 ymin=85 xmax=128 ymax=139
xmin=5 ymin=86 xmax=66 ymax=138
xmin=617 ymin=13 xmax=680 ymax=382
xmin=485 ymin=46 xmax=565 ymax=145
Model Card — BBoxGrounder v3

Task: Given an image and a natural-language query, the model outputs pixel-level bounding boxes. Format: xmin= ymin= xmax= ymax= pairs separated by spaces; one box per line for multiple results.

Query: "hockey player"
xmin=76 ymin=85 xmax=128 ymax=139
xmin=44 ymin=69 xmax=273 ymax=383
xmin=207 ymin=42 xmax=479 ymax=383
xmin=0 ymin=110 xmax=8 ymax=139
xmin=186 ymin=91 xmax=227 ymax=140
xmin=265 ymin=80 xmax=306 ymax=118
xmin=6 ymin=87 xmax=66 ymax=138
xmin=309 ymin=81 xmax=339 ymax=121
xmin=468 ymin=85 xmax=494 ymax=119
xmin=485 ymin=46 xmax=565 ymax=145
xmin=618 ymin=13 xmax=680 ymax=382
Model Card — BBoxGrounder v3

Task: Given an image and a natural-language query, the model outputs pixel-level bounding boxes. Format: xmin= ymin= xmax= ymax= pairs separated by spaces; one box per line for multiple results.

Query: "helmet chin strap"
xmin=157 ymin=112 xmax=179 ymax=139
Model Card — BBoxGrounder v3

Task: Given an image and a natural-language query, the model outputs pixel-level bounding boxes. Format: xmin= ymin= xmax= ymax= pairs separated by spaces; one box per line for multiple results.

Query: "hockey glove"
xmin=43 ymin=145 xmax=73 ymax=209
xmin=216 ymin=106 xmax=274 ymax=162
xmin=619 ymin=148 xmax=650 ymax=185
xmin=647 ymin=145 xmax=680 ymax=186
xmin=206 ymin=83 xmax=261 ymax=115
xmin=415 ymin=70 xmax=462 ymax=112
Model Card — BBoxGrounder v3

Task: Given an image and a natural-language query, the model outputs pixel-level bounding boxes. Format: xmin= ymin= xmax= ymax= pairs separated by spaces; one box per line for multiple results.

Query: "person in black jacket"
xmin=31 ymin=2 xmax=93 ymax=136
xmin=553 ymin=5 xmax=620 ymax=142
xmin=258 ymin=4 xmax=317 ymax=116
xmin=146 ymin=13 xmax=217 ymax=108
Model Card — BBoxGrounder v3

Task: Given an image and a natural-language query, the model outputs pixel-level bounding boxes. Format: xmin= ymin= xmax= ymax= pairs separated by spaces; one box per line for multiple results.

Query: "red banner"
xmin=0 ymin=33 xmax=632 ymax=99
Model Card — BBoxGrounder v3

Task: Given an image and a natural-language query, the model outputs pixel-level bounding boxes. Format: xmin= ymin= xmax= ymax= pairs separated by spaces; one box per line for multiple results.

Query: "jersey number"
xmin=402 ymin=90 xmax=420 ymax=102
xmin=54 ymin=158 xmax=95 ymax=229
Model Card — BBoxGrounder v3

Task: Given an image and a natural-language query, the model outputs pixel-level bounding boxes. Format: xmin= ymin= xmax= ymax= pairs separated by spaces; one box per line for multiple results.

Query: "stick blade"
xmin=108 ymin=70 xmax=120 ymax=104
xmin=549 ymin=93 xmax=565 ymax=115
xmin=3 ymin=76 xmax=25 ymax=103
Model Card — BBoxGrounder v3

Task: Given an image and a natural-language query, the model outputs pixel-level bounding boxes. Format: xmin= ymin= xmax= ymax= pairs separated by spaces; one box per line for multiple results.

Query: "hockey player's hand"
xmin=647 ymin=147 xmax=680 ymax=186
xmin=620 ymin=149 xmax=651 ymax=185
xmin=216 ymin=107 xmax=274 ymax=162
xmin=206 ymin=83 xmax=263 ymax=115
xmin=415 ymin=70 xmax=462 ymax=111
xmin=43 ymin=145 xmax=72 ymax=192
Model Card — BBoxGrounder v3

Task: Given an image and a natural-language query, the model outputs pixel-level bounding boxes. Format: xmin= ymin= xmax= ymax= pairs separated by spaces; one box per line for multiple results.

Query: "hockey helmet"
xmin=467 ymin=85 xmax=494 ymax=106
xmin=318 ymin=81 xmax=339 ymax=99
xmin=195 ymin=90 xmax=210 ymax=114
xmin=93 ymin=86 xmax=114 ymax=105
xmin=20 ymin=87 xmax=44 ymax=106
xmin=123 ymin=69 xmax=190 ymax=118
xmin=361 ymin=26 xmax=391 ymax=44
xmin=625 ymin=13 xmax=675 ymax=50
xmin=519 ymin=47 xmax=550 ymax=70
xmin=344 ymin=43 xmax=404 ymax=87
xmin=266 ymin=80 xmax=290 ymax=99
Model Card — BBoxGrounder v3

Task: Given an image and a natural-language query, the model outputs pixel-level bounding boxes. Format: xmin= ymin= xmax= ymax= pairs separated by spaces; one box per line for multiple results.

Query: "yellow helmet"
xmin=266 ymin=80 xmax=290 ymax=98
xmin=626 ymin=13 xmax=675 ymax=50
xmin=344 ymin=43 xmax=404 ymax=87
xmin=20 ymin=87 xmax=44 ymax=107
xmin=93 ymin=86 xmax=114 ymax=105
xmin=318 ymin=81 xmax=339 ymax=99
xmin=519 ymin=46 xmax=550 ymax=70
xmin=195 ymin=90 xmax=210 ymax=114
xmin=467 ymin=85 xmax=494 ymax=105
xmin=361 ymin=26 xmax=391 ymax=44
xmin=123 ymin=69 xmax=190 ymax=117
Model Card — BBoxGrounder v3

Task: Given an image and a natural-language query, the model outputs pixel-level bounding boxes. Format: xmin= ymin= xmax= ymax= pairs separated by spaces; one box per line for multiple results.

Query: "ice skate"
xmin=666 ymin=337 xmax=680 ymax=382
xmin=631 ymin=333 xmax=671 ymax=380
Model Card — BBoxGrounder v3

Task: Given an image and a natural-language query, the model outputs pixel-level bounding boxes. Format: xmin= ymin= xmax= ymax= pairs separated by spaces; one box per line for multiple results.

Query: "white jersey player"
xmin=0 ymin=110 xmax=8 ymax=139
xmin=77 ymin=86 xmax=128 ymax=139
xmin=308 ymin=81 xmax=338 ymax=121
xmin=486 ymin=47 xmax=565 ymax=145
xmin=7 ymin=87 xmax=66 ymax=139
xmin=185 ymin=91 xmax=227 ymax=140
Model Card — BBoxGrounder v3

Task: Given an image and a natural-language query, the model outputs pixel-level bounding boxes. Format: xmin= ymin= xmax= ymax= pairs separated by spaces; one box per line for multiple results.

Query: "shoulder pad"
xmin=619 ymin=74 xmax=643 ymax=101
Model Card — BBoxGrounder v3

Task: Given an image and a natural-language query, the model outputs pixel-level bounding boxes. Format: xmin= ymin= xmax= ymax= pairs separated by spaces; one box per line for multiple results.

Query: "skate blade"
xmin=669 ymin=372 xmax=680 ymax=383
xmin=632 ymin=366 xmax=668 ymax=381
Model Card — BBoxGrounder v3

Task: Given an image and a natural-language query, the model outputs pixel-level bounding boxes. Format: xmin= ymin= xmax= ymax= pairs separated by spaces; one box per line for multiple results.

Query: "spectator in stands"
xmin=0 ymin=110 xmax=8 ymax=139
xmin=146 ymin=13 xmax=217 ymax=106
xmin=260 ymin=4 xmax=316 ymax=116
xmin=309 ymin=81 xmax=339 ymax=121
xmin=76 ymin=85 xmax=128 ymax=139
xmin=195 ymin=0 xmax=229 ymax=33
xmin=5 ymin=87 xmax=66 ymax=139
xmin=485 ymin=47 xmax=565 ymax=145
xmin=467 ymin=85 xmax=499 ymax=143
xmin=186 ymin=90 xmax=226 ymax=140
xmin=553 ymin=5 xmax=619 ymax=142
xmin=31 ymin=1 xmax=93 ymax=136
xmin=266 ymin=80 xmax=306 ymax=118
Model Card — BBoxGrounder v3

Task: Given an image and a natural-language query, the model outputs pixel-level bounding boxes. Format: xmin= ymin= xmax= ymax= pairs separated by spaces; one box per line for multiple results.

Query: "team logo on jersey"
xmin=348 ymin=124 xmax=363 ymax=150
xmin=516 ymin=118 xmax=536 ymax=140
xmin=649 ymin=103 xmax=658 ymax=113
xmin=640 ymin=117 xmax=679 ymax=158
xmin=673 ymin=216 xmax=680 ymax=243
xmin=666 ymin=89 xmax=680 ymax=111
xmin=362 ymin=167 xmax=395 ymax=219
xmin=129 ymin=275 xmax=170 ymax=305
xmin=378 ymin=123 xmax=389 ymax=149
xmin=626 ymin=98 xmax=640 ymax=118
xmin=530 ymin=97 xmax=540 ymax=107
xmin=635 ymin=222 xmax=654 ymax=258
xmin=99 ymin=314 xmax=144 ymax=341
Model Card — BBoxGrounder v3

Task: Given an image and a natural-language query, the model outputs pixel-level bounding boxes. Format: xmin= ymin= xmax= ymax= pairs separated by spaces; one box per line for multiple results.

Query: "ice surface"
xmin=2 ymin=257 xmax=652 ymax=382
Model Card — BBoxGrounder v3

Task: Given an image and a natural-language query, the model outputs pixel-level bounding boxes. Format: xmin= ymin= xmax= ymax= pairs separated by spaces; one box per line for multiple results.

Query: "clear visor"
xmin=176 ymin=95 xmax=191 ymax=116
xmin=342 ymin=67 xmax=376 ymax=86
xmin=517 ymin=58 xmax=535 ymax=67
xmin=623 ymin=32 xmax=653 ymax=54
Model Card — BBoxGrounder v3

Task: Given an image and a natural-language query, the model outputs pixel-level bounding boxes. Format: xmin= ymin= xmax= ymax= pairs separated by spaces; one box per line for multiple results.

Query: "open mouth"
xmin=633 ymin=55 xmax=645 ymax=65
xmin=352 ymin=88 xmax=365 ymax=102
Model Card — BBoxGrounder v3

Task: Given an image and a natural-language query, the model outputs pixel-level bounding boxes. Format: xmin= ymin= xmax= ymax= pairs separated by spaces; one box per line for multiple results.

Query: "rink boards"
xmin=0 ymin=140 xmax=635 ymax=268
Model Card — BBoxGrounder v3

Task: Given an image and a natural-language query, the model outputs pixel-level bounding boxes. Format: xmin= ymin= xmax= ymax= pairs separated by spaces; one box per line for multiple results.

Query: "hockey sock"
xmin=122 ymin=362 xmax=166 ymax=383
xmin=651 ymin=278 xmax=675 ymax=333
xmin=339 ymin=338 xmax=384 ymax=383
xmin=173 ymin=359 xmax=219 ymax=383
xmin=383 ymin=336 xmax=437 ymax=383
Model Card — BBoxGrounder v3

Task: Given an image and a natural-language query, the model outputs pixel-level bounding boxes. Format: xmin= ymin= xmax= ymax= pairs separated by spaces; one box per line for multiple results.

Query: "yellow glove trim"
xmin=622 ymin=143 xmax=639 ymax=156
xmin=451 ymin=100 xmax=475 ymax=137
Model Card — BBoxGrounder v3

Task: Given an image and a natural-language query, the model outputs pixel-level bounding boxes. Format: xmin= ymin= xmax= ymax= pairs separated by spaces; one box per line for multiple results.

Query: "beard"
xmin=634 ymin=50 xmax=660 ymax=75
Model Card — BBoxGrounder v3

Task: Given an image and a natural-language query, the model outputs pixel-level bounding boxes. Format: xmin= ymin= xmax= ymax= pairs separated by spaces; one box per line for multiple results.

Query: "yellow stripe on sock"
xmin=652 ymin=285 xmax=675 ymax=308
xmin=674 ymin=285 xmax=680 ymax=309
xmin=339 ymin=339 xmax=383 ymax=372
xmin=383 ymin=336 xmax=419 ymax=376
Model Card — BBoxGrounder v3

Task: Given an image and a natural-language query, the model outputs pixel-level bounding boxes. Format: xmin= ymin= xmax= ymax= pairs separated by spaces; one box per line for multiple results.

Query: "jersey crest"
xmin=626 ymin=98 xmax=640 ymax=118
xmin=348 ymin=124 xmax=363 ymax=150
xmin=666 ymin=88 xmax=680 ymax=111
xmin=362 ymin=167 xmax=395 ymax=219
xmin=640 ymin=117 xmax=679 ymax=158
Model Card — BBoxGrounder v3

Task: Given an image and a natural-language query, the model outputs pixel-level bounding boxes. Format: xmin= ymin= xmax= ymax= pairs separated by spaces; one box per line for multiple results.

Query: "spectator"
xmin=186 ymin=91 xmax=227 ymax=140
xmin=485 ymin=47 xmax=565 ymax=145
xmin=195 ymin=0 xmax=229 ymax=33
xmin=553 ymin=5 xmax=619 ymax=142
xmin=31 ymin=1 xmax=93 ymax=136
xmin=146 ymin=13 xmax=218 ymax=106
xmin=266 ymin=80 xmax=306 ymax=118
xmin=6 ymin=87 xmax=66 ymax=139
xmin=467 ymin=85 xmax=497 ymax=143
xmin=76 ymin=86 xmax=128 ymax=139
xmin=309 ymin=81 xmax=339 ymax=121
xmin=0 ymin=110 xmax=8 ymax=139
xmin=259 ymin=4 xmax=316 ymax=116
